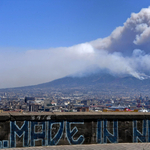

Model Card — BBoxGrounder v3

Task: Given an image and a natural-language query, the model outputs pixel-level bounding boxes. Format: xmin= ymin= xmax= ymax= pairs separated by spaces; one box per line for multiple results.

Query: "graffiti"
xmin=103 ymin=120 xmax=118 ymax=143
xmin=0 ymin=119 xmax=149 ymax=148
xmin=66 ymin=121 xmax=85 ymax=144
xmin=97 ymin=120 xmax=118 ymax=144
xmin=10 ymin=121 xmax=29 ymax=147
xmin=31 ymin=115 xmax=51 ymax=120
xmin=48 ymin=121 xmax=64 ymax=145
xmin=8 ymin=120 xmax=84 ymax=148
xmin=31 ymin=116 xmax=35 ymax=120
xmin=0 ymin=140 xmax=9 ymax=148
xmin=47 ymin=116 xmax=51 ymax=120
xmin=133 ymin=120 xmax=147 ymax=142
xmin=31 ymin=121 xmax=46 ymax=146
xmin=97 ymin=120 xmax=102 ymax=143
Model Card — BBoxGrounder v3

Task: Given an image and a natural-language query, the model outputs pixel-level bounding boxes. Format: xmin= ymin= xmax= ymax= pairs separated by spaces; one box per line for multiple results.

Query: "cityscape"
xmin=0 ymin=81 xmax=149 ymax=113
xmin=1 ymin=1 xmax=150 ymax=149
xmin=0 ymin=2 xmax=150 ymax=115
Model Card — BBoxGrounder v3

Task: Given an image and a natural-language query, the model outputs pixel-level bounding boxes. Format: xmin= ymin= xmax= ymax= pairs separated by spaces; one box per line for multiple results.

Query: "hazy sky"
xmin=1 ymin=0 xmax=150 ymax=88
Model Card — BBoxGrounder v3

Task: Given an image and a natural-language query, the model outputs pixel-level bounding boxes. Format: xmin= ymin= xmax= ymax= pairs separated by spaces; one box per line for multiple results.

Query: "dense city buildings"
xmin=0 ymin=86 xmax=149 ymax=113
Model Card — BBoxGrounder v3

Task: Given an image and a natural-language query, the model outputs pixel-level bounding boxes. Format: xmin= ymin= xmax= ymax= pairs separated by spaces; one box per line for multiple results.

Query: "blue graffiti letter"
xmin=31 ymin=121 xmax=46 ymax=146
xmin=48 ymin=121 xmax=64 ymax=145
xmin=66 ymin=121 xmax=84 ymax=145
xmin=103 ymin=120 xmax=118 ymax=143
xmin=148 ymin=120 xmax=150 ymax=142
xmin=10 ymin=121 xmax=29 ymax=147
xmin=97 ymin=120 xmax=102 ymax=143
xmin=133 ymin=120 xmax=147 ymax=142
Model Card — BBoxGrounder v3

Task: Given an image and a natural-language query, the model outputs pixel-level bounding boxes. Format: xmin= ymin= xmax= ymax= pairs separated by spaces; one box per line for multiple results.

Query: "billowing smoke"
xmin=90 ymin=6 xmax=150 ymax=55
xmin=1 ymin=7 xmax=150 ymax=88
xmin=89 ymin=6 xmax=150 ymax=78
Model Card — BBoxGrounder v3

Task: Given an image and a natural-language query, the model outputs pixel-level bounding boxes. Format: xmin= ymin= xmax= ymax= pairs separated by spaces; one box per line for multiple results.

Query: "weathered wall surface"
xmin=0 ymin=112 xmax=149 ymax=148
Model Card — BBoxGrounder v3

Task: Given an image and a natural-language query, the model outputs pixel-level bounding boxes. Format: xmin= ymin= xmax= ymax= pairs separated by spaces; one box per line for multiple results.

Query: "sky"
xmin=1 ymin=0 xmax=150 ymax=88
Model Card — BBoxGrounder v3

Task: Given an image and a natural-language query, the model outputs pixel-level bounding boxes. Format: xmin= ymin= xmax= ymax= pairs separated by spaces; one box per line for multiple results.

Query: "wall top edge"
xmin=0 ymin=112 xmax=149 ymax=121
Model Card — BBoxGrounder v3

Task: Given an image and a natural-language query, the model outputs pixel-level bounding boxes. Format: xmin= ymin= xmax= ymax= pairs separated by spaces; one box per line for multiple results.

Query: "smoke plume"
xmin=1 ymin=7 xmax=150 ymax=88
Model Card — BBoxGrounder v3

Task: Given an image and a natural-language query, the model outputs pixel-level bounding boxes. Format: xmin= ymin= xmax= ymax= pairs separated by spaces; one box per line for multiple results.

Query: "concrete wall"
xmin=0 ymin=112 xmax=149 ymax=148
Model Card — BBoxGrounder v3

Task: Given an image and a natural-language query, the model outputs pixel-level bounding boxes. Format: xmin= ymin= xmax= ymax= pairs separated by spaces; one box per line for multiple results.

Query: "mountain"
xmin=34 ymin=73 xmax=149 ymax=87
xmin=35 ymin=73 xmax=117 ymax=88
xmin=1 ymin=73 xmax=150 ymax=96
xmin=13 ymin=73 xmax=150 ymax=90
xmin=33 ymin=73 xmax=150 ymax=96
